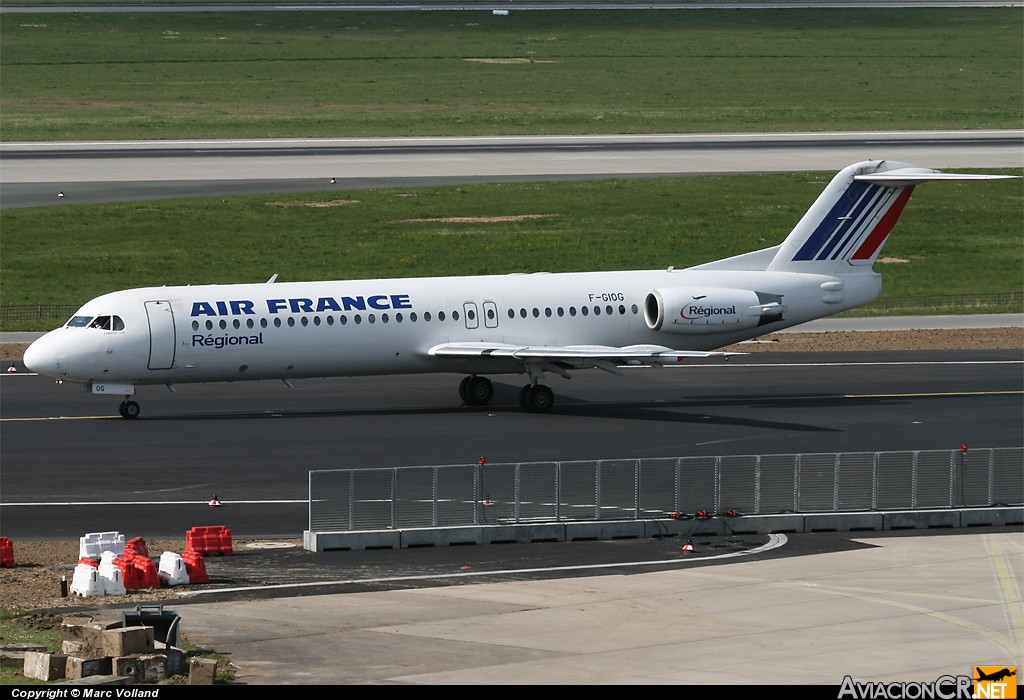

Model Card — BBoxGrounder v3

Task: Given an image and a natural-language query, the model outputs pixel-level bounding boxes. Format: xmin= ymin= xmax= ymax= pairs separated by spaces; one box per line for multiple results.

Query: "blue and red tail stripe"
xmin=792 ymin=181 xmax=913 ymax=262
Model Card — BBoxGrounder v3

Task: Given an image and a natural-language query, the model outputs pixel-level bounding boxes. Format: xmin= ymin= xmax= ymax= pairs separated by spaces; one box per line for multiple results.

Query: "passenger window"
xmin=382 ymin=313 xmax=389 ymax=324
xmin=557 ymin=307 xmax=564 ymax=317
xmin=247 ymin=318 xmax=255 ymax=329
xmin=326 ymin=316 xmax=334 ymax=326
xmin=219 ymin=320 xmax=227 ymax=330
xmin=287 ymin=318 xmax=295 ymax=327
xmin=192 ymin=320 xmax=200 ymax=331
xmin=452 ymin=310 xmax=459 ymax=321
xmin=410 ymin=312 xmax=418 ymax=322
xmin=544 ymin=308 xmax=552 ymax=317
xmin=340 ymin=315 xmax=347 ymax=326
xmin=313 ymin=316 xmax=321 ymax=326
xmin=519 ymin=308 xmax=527 ymax=319
xmin=424 ymin=312 xmax=432 ymax=322
xmin=274 ymin=318 xmax=282 ymax=327
xmin=507 ymin=309 xmax=515 ymax=319
xmin=261 ymin=318 xmax=268 ymax=328
xmin=395 ymin=313 xmax=403 ymax=323
xmin=438 ymin=311 xmax=446 ymax=321
xmin=368 ymin=314 xmax=376 ymax=324
xmin=300 ymin=317 xmax=309 ymax=327
xmin=569 ymin=307 xmax=577 ymax=317
xmin=354 ymin=315 xmax=362 ymax=325
xmin=233 ymin=319 xmax=241 ymax=329
xmin=206 ymin=320 xmax=214 ymax=330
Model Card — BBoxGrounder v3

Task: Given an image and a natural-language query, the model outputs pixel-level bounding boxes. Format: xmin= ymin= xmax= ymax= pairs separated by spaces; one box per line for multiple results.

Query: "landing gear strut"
xmin=458 ymin=375 xmax=494 ymax=405
xmin=118 ymin=400 xmax=141 ymax=420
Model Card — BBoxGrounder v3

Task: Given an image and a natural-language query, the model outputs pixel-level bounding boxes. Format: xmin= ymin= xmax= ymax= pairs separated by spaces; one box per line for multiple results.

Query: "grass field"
xmin=2 ymin=169 xmax=1020 ymax=331
xmin=2 ymin=8 xmax=1021 ymax=140
xmin=1 ymin=6 xmax=1020 ymax=330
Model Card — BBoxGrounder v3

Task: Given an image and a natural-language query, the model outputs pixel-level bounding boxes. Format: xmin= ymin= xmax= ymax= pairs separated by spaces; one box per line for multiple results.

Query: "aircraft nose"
xmin=23 ymin=333 xmax=65 ymax=378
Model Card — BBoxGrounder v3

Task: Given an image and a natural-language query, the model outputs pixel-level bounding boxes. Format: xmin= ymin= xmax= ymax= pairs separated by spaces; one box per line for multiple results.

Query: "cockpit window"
xmin=67 ymin=316 xmax=93 ymax=328
xmin=87 ymin=315 xmax=125 ymax=331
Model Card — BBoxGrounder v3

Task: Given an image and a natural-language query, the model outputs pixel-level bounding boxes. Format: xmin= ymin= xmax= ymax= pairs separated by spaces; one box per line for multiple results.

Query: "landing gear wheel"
xmin=460 ymin=376 xmax=493 ymax=406
xmin=119 ymin=400 xmax=141 ymax=420
xmin=520 ymin=384 xmax=554 ymax=413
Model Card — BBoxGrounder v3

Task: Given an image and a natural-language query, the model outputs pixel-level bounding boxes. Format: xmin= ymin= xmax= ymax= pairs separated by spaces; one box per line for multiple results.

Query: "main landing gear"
xmin=118 ymin=399 xmax=141 ymax=420
xmin=458 ymin=375 xmax=554 ymax=413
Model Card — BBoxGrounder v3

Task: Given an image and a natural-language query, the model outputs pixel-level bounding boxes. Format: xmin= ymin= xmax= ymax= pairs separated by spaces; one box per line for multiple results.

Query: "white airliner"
xmin=24 ymin=160 xmax=1015 ymax=418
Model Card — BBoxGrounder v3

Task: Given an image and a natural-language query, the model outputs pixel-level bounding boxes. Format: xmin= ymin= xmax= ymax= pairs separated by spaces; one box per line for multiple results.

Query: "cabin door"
xmin=145 ymin=300 xmax=176 ymax=370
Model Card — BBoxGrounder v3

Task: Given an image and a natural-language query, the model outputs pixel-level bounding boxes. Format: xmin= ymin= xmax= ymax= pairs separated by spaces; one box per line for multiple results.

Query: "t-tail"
xmin=768 ymin=160 xmax=1015 ymax=274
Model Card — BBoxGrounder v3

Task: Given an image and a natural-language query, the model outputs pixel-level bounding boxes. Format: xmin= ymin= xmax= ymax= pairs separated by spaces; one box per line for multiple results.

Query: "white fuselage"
xmin=25 ymin=265 xmax=880 ymax=387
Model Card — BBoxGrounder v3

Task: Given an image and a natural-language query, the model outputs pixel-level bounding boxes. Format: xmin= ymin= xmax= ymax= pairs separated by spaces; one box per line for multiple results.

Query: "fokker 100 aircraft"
xmin=24 ymin=160 xmax=1015 ymax=418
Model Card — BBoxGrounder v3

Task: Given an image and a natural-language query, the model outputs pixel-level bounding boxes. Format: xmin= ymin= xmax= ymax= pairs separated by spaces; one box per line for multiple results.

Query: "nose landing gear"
xmin=118 ymin=399 xmax=141 ymax=420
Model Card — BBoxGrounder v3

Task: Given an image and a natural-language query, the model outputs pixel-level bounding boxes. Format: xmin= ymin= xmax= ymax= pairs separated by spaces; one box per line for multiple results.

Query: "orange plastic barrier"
xmin=0 ymin=537 xmax=14 ymax=568
xmin=125 ymin=536 xmax=150 ymax=558
xmin=113 ymin=551 xmax=159 ymax=589
xmin=182 ymin=550 xmax=210 ymax=584
xmin=186 ymin=526 xmax=233 ymax=556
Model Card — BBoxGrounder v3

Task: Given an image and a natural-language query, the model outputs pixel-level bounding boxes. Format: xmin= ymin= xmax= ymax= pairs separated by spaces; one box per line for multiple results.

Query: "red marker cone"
xmin=682 ymin=539 xmax=695 ymax=553
xmin=208 ymin=495 xmax=223 ymax=507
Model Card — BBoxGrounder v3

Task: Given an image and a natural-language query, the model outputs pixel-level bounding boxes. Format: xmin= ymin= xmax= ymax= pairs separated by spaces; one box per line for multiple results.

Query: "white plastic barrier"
xmin=157 ymin=552 xmax=190 ymax=587
xmin=70 ymin=563 xmax=103 ymax=597
xmin=98 ymin=552 xmax=126 ymax=596
xmin=80 ymin=531 xmax=125 ymax=560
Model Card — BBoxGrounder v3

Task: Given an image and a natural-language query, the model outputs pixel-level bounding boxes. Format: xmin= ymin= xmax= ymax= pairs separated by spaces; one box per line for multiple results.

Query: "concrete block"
xmin=161 ymin=647 xmax=187 ymax=677
xmin=0 ymin=644 xmax=46 ymax=670
xmin=53 ymin=674 xmax=133 ymax=686
xmin=23 ymin=650 xmax=68 ymax=681
xmin=884 ymin=509 xmax=960 ymax=530
xmin=112 ymin=654 xmax=167 ymax=684
xmin=188 ymin=657 xmax=218 ymax=685
xmin=65 ymin=656 xmax=113 ymax=680
xmin=61 ymin=640 xmax=86 ymax=656
xmin=400 ymin=526 xmax=483 ymax=548
xmin=565 ymin=520 xmax=645 ymax=541
xmin=61 ymin=614 xmax=120 ymax=659
xmin=805 ymin=512 xmax=885 ymax=532
xmin=960 ymin=507 xmax=1024 ymax=527
xmin=480 ymin=523 xmax=562 ymax=544
xmin=309 ymin=529 xmax=402 ymax=551
xmin=103 ymin=625 xmax=154 ymax=657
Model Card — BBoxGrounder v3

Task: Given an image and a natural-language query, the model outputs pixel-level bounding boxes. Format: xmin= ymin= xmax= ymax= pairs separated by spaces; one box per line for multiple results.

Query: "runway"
xmin=2 ymin=130 xmax=1021 ymax=208
xmin=2 ymin=347 xmax=1021 ymax=539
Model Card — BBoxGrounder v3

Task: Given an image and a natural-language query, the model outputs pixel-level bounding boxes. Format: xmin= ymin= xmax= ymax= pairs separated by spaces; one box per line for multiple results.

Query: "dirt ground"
xmin=1 ymin=325 xmax=1021 ymax=612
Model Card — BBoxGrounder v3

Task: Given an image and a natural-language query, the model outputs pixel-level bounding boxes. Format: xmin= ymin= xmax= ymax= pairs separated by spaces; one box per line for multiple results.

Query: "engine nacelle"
xmin=644 ymin=287 xmax=785 ymax=334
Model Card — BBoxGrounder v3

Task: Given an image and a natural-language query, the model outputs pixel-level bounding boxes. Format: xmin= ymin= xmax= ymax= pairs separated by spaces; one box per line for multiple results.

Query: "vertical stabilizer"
xmin=767 ymin=160 xmax=1013 ymax=274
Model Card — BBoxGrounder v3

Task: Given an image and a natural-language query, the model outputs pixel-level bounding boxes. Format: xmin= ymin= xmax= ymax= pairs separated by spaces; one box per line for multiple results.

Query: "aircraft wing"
xmin=427 ymin=341 xmax=739 ymax=370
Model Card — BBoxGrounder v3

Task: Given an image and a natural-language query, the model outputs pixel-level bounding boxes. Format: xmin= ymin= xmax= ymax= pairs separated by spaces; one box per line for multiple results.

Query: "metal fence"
xmin=308 ymin=447 xmax=1024 ymax=533
xmin=0 ymin=304 xmax=77 ymax=323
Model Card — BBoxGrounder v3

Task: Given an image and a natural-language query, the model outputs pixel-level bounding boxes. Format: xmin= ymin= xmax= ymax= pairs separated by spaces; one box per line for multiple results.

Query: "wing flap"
xmin=428 ymin=342 xmax=739 ymax=365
